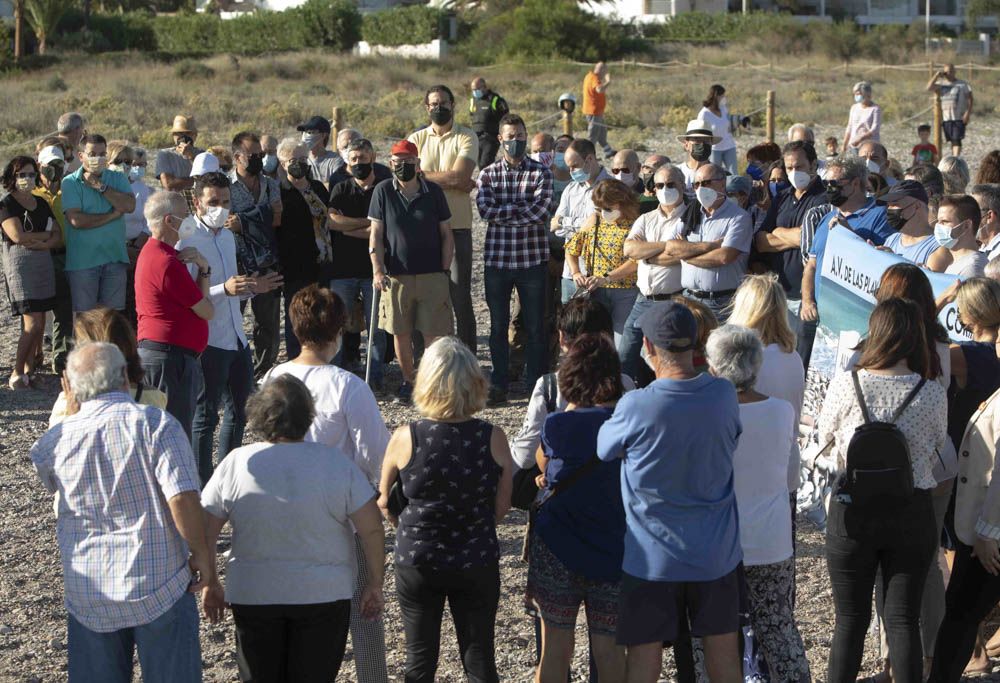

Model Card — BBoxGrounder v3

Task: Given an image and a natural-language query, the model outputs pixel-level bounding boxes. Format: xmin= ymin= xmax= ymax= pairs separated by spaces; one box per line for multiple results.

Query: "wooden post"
xmin=332 ymin=107 xmax=343 ymax=138
xmin=766 ymin=90 xmax=775 ymax=144
xmin=843 ymin=61 xmax=849 ymax=75
xmin=968 ymin=62 xmax=973 ymax=84
xmin=928 ymin=60 xmax=934 ymax=79
xmin=13 ymin=0 xmax=22 ymax=61
xmin=933 ymin=91 xmax=943 ymax=158
xmin=562 ymin=109 xmax=573 ymax=137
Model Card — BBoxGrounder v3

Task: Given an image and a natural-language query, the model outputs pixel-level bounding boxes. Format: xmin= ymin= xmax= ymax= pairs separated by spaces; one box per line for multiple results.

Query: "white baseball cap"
xmin=190 ymin=152 xmax=220 ymax=178
xmin=38 ymin=145 xmax=65 ymax=166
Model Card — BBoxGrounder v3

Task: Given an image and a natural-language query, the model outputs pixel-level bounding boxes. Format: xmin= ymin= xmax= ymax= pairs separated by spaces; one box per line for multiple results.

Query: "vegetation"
xmin=361 ymin=5 xmax=446 ymax=47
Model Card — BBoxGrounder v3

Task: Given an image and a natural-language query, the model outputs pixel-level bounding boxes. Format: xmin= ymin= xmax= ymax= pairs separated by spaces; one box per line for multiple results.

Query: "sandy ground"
xmin=2 ymin=121 xmax=1000 ymax=682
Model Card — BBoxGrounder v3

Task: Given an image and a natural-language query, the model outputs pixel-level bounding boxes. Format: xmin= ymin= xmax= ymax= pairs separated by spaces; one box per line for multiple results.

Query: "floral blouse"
xmin=565 ymin=219 xmax=636 ymax=289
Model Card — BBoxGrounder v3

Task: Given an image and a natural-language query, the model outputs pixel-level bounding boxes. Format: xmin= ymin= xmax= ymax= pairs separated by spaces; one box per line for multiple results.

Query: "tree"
xmin=24 ymin=0 xmax=76 ymax=53
xmin=443 ymin=0 xmax=611 ymax=13
xmin=967 ymin=0 xmax=1000 ymax=26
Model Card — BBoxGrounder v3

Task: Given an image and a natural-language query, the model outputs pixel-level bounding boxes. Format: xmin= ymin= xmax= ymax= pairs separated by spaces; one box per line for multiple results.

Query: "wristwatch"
xmin=368 ymin=247 xmax=377 ymax=255
xmin=198 ymin=267 xmax=212 ymax=278
xmin=98 ymin=183 xmax=108 ymax=194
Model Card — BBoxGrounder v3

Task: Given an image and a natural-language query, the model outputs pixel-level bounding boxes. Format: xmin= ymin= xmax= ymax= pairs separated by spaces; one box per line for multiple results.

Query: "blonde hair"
xmin=106 ymin=139 xmax=133 ymax=165
xmin=413 ymin=337 xmax=488 ymax=420
xmin=727 ymin=273 xmax=796 ymax=353
xmin=957 ymin=277 xmax=1000 ymax=329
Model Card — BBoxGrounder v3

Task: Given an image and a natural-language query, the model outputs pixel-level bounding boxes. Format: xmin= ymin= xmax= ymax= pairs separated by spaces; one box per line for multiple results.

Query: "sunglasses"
xmin=653 ymin=182 xmax=679 ymax=190
xmin=16 ymin=172 xmax=37 ymax=179
xmin=692 ymin=177 xmax=725 ymax=189
xmin=611 ymin=168 xmax=632 ymax=175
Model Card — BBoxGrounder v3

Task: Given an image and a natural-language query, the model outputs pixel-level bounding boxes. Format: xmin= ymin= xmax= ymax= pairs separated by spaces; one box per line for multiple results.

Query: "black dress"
xmin=0 ymin=193 xmax=57 ymax=315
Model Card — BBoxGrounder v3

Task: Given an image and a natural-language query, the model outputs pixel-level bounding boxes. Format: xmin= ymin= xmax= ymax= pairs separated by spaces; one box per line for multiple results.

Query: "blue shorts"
xmin=943 ymin=120 xmax=966 ymax=144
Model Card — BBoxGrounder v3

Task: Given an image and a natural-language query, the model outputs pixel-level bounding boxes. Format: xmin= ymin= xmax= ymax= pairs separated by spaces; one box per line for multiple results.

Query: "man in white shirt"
xmin=971 ymin=183 xmax=1000 ymax=261
xmin=551 ymin=138 xmax=610 ymax=303
xmin=177 ymin=171 xmax=282 ymax=485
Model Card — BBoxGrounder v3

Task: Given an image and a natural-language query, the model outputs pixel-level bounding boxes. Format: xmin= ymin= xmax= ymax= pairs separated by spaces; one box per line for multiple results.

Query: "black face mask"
xmin=41 ymin=164 xmax=63 ymax=183
xmin=502 ymin=138 xmax=526 ymax=161
xmin=886 ymin=207 xmax=908 ymax=231
xmin=393 ymin=162 xmax=417 ymax=183
xmin=429 ymin=106 xmax=453 ymax=126
xmin=691 ymin=142 xmax=712 ymax=162
xmin=244 ymin=153 xmax=263 ymax=176
xmin=825 ymin=182 xmax=851 ymax=207
xmin=642 ymin=173 xmax=655 ymax=192
xmin=287 ymin=159 xmax=310 ymax=180
xmin=350 ymin=163 xmax=372 ymax=180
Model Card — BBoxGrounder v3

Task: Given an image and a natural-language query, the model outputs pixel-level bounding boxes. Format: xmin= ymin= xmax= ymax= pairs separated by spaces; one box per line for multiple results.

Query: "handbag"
xmin=511 ymin=374 xmax=559 ymax=511
xmin=386 ymin=473 xmax=408 ymax=518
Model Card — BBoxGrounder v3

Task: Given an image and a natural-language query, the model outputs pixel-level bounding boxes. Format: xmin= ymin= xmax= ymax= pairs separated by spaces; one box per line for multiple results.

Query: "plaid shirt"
xmin=31 ymin=393 xmax=200 ymax=632
xmin=476 ymin=156 xmax=553 ymax=269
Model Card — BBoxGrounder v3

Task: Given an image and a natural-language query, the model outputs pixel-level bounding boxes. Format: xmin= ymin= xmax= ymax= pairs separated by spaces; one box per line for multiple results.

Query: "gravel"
xmin=2 ymin=121 xmax=1000 ymax=681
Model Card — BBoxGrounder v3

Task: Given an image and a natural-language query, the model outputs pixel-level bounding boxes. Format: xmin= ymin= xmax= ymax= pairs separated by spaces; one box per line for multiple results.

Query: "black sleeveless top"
xmin=395 ymin=418 xmax=501 ymax=570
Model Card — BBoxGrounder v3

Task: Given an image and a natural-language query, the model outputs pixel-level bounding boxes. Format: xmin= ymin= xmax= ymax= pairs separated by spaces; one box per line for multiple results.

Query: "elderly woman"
xmin=201 ymin=374 xmax=385 ymax=683
xmin=275 ymin=136 xmax=333 ymax=359
xmin=706 ymin=325 xmax=811 ymax=682
xmin=379 ymin=337 xmax=514 ymax=683
xmin=262 ymin=284 xmax=391 ymax=683
xmin=843 ymin=81 xmax=882 ymax=154
xmin=1 ymin=155 xmax=60 ymax=389
xmin=938 ymin=155 xmax=970 ymax=195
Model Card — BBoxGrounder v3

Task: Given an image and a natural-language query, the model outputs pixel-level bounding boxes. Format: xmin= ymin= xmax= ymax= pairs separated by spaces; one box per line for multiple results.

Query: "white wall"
xmin=355 ymin=38 xmax=448 ymax=59
xmin=587 ymin=0 xmax=727 ymax=22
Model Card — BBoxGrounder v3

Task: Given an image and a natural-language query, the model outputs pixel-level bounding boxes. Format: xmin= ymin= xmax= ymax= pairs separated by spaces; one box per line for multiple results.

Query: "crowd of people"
xmin=9 ymin=60 xmax=1000 ymax=683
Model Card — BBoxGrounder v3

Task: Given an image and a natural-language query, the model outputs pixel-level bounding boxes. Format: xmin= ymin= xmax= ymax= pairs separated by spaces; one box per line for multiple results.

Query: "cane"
xmin=365 ymin=281 xmax=382 ymax=387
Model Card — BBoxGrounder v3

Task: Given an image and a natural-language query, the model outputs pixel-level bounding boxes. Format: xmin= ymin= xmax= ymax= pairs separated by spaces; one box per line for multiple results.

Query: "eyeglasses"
xmin=653 ymin=182 xmax=678 ymax=190
xmin=692 ymin=177 xmax=725 ymax=189
xmin=610 ymin=168 xmax=632 ymax=175
xmin=823 ymin=179 xmax=849 ymax=190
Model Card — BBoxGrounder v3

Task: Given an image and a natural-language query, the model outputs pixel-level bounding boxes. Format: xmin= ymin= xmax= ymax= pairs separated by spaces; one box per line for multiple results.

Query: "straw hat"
xmin=171 ymin=115 xmax=198 ymax=135
xmin=676 ymin=119 xmax=722 ymax=144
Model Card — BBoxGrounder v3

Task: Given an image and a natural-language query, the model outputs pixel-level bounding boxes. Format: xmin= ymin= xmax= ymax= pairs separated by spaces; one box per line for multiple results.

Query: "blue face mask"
xmin=472 ymin=89 xmax=485 ymax=100
xmin=854 ymin=93 xmax=864 ymax=103
xmin=570 ymin=168 xmax=590 ymax=183
xmin=554 ymin=152 xmax=567 ymax=170
xmin=745 ymin=162 xmax=764 ymax=181
xmin=769 ymin=180 xmax=790 ymax=197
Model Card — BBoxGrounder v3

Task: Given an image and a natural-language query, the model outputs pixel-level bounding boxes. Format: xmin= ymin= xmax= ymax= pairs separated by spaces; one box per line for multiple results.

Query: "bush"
xmin=361 ymin=5 xmax=446 ymax=47
xmin=646 ymin=11 xmax=800 ymax=43
xmin=173 ymin=58 xmax=215 ymax=78
xmin=295 ymin=0 xmax=362 ymax=50
xmin=0 ymin=21 xmax=12 ymax=69
xmin=150 ymin=13 xmax=220 ymax=53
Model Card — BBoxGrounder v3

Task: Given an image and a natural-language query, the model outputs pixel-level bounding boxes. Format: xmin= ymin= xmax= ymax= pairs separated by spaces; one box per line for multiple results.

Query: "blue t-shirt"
xmin=60 ymin=167 xmax=131 ymax=271
xmin=597 ymin=373 xmax=743 ymax=582
xmin=536 ymin=407 xmax=624 ymax=583
xmin=883 ymin=232 xmax=940 ymax=266
xmin=809 ymin=198 xmax=892 ymax=296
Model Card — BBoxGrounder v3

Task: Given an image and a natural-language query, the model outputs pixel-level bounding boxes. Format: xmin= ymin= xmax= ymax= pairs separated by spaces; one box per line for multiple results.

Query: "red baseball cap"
xmin=391 ymin=140 xmax=419 ymax=157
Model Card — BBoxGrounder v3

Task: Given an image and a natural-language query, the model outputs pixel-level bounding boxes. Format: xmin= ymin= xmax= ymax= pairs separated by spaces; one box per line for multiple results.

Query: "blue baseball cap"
xmin=726 ymin=174 xmax=752 ymax=196
xmin=636 ymin=301 xmax=698 ymax=352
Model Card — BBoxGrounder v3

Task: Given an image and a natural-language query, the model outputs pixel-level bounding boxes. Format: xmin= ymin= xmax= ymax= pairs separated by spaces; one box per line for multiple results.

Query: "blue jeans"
xmin=139 ymin=344 xmax=204 ymax=441
xmin=621 ymin=293 xmax=657 ymax=380
xmin=329 ymin=277 xmax=386 ymax=384
xmin=591 ymin=287 xmax=638 ymax=350
xmin=192 ymin=344 xmax=254 ymax=486
xmin=560 ymin=277 xmax=577 ymax=304
xmin=682 ymin=290 xmax=734 ymax=324
xmin=710 ymin=146 xmax=738 ymax=175
xmin=66 ymin=261 xmax=128 ymax=312
xmin=485 ymin=263 xmax=547 ymax=389
xmin=68 ymin=592 xmax=201 ymax=683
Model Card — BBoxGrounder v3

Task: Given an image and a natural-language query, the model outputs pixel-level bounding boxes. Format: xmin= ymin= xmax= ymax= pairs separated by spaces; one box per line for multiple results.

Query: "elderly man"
xmin=326 ymin=128 xmax=364 ymax=188
xmin=136 ymin=190 xmax=214 ymax=438
xmin=370 ymin=140 xmax=454 ymax=405
xmin=971 ymin=183 xmax=1000 ymax=261
xmin=611 ymin=148 xmax=644 ymax=195
xmin=297 ymin=115 xmax=340 ymax=187
xmin=61 ymin=133 xmax=136 ymax=313
xmin=57 ymin=112 xmax=86 ymax=173
xmin=261 ymin=134 xmax=279 ymax=178
xmin=31 ymin=342 xmax=212 ymax=682
xmin=787 ymin=123 xmax=825 ymax=177
xmin=858 ymin=140 xmax=896 ymax=190
xmin=470 ymin=75 xmax=509 ymax=170
xmin=477 ymin=113 xmax=553 ymax=406
xmin=155 ymin=115 xmax=202 ymax=204
xmin=638 ymin=153 xmax=670 ymax=214
xmin=677 ymin=119 xmax=719 ymax=193
xmin=597 ymin=301 xmax=744 ymax=683
xmin=408 ymin=85 xmax=479 ymax=353
xmin=881 ymin=180 xmax=949 ymax=271
xmin=582 ymin=61 xmax=615 ymax=159
xmin=928 ymin=64 xmax=973 ymax=157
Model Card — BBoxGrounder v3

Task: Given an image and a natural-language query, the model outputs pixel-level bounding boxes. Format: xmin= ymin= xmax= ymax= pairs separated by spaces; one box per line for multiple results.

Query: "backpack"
xmin=843 ymin=371 xmax=925 ymax=508
xmin=511 ymin=373 xmax=559 ymax=510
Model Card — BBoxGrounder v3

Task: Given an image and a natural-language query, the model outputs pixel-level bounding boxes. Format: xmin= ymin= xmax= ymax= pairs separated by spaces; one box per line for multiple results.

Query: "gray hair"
xmin=336 ymin=128 xmax=362 ymax=148
xmin=853 ymin=81 xmax=873 ymax=97
xmin=705 ymin=324 xmax=763 ymax=392
xmin=144 ymin=190 xmax=186 ymax=233
xmin=971 ymin=183 xmax=1000 ymax=217
xmin=276 ymin=136 xmax=306 ymax=162
xmin=986 ymin=258 xmax=1000 ymax=283
xmin=787 ymin=123 xmax=814 ymax=143
xmin=347 ymin=137 xmax=374 ymax=155
xmin=247 ymin=374 xmax=316 ymax=442
xmin=66 ymin=342 xmax=128 ymax=403
xmin=826 ymin=155 xmax=869 ymax=185
xmin=57 ymin=112 xmax=85 ymax=134
xmin=939 ymin=155 xmax=970 ymax=194
xmin=654 ymin=163 xmax=686 ymax=189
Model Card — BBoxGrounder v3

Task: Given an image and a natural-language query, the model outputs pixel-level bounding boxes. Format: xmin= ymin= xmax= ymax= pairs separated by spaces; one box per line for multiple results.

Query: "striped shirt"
xmin=476 ymin=156 xmax=553 ymax=269
xmin=30 ymin=393 xmax=199 ymax=632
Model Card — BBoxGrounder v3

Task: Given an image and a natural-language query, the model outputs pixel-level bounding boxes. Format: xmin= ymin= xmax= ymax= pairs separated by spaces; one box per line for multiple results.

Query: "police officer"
xmin=469 ymin=76 xmax=509 ymax=170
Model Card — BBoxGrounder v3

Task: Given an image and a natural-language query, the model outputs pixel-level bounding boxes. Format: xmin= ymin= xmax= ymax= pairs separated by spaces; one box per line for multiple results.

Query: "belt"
xmin=686 ymin=288 xmax=736 ymax=299
xmin=647 ymin=290 xmax=683 ymax=301
xmin=139 ymin=340 xmax=200 ymax=359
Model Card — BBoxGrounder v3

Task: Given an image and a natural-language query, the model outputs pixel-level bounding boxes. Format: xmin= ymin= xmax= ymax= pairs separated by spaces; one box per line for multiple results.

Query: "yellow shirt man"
xmin=408 ymin=124 xmax=479 ymax=230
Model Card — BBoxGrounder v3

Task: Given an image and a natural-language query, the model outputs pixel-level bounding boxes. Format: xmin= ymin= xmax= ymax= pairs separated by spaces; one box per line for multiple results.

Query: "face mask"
xmin=176 ymin=217 xmax=197 ymax=241
xmin=570 ymin=168 xmax=590 ymax=183
xmin=934 ymin=222 xmax=964 ymax=249
xmin=85 ymin=156 xmax=107 ymax=174
xmin=745 ymin=163 xmax=764 ymax=181
xmin=691 ymin=142 xmax=712 ymax=162
xmin=601 ymin=208 xmax=622 ymax=222
xmin=718 ymin=96 xmax=727 ymax=109
xmin=657 ymin=187 xmax=680 ymax=207
xmin=201 ymin=205 xmax=229 ymax=229
xmin=977 ymin=217 xmax=994 ymax=244
xmin=769 ymin=180 xmax=790 ymax=197
xmin=429 ymin=106 xmax=453 ymax=126
xmin=393 ymin=162 xmax=417 ymax=183
xmin=262 ymin=154 xmax=278 ymax=174
xmin=825 ymin=183 xmax=850 ymax=207
xmin=129 ymin=166 xmax=145 ymax=182
xmin=885 ymin=207 xmax=908 ymax=231
xmin=110 ymin=163 xmax=130 ymax=175
xmin=15 ymin=177 xmax=34 ymax=191
xmin=696 ymin=186 xmax=719 ymax=209
xmin=472 ymin=88 xmax=484 ymax=100
xmin=502 ymin=138 xmax=527 ymax=161
xmin=244 ymin=153 xmax=263 ymax=176
xmin=530 ymin=152 xmax=553 ymax=168
xmin=788 ymin=170 xmax=812 ymax=191
xmin=350 ymin=162 xmax=373 ymax=180
xmin=855 ymin=94 xmax=864 ymax=103
xmin=301 ymin=132 xmax=321 ymax=149
xmin=41 ymin=165 xmax=63 ymax=183
xmin=614 ymin=171 xmax=634 ymax=186
xmin=554 ymin=152 xmax=567 ymax=170
xmin=865 ymin=158 xmax=881 ymax=174
xmin=287 ymin=159 xmax=310 ymax=180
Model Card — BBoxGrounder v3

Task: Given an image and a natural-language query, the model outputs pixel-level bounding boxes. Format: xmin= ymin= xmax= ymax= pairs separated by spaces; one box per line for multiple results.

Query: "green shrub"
xmin=295 ymin=0 xmax=362 ymax=50
xmin=0 ymin=21 xmax=12 ymax=69
xmin=173 ymin=58 xmax=215 ymax=78
xmin=150 ymin=14 xmax=220 ymax=53
xmin=646 ymin=11 xmax=800 ymax=43
xmin=217 ymin=10 xmax=320 ymax=52
xmin=361 ymin=5 xmax=446 ymax=47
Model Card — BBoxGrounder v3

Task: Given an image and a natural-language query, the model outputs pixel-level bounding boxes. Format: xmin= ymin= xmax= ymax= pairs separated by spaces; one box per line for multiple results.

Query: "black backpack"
xmin=511 ymin=373 xmax=559 ymax=511
xmin=843 ymin=372 xmax=926 ymax=508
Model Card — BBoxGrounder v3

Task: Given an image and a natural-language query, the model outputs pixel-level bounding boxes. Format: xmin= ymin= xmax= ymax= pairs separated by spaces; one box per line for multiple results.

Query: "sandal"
xmin=8 ymin=374 xmax=30 ymax=390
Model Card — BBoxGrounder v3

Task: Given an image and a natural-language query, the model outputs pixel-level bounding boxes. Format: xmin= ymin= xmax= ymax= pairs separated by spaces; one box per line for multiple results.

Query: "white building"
xmin=585 ymin=0 xmax=728 ymax=22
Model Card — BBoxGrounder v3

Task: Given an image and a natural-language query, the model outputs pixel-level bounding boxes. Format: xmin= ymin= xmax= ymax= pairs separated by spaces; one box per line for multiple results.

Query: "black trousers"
xmin=928 ymin=541 xmax=1000 ymax=682
xmin=241 ymin=289 xmax=280 ymax=378
xmin=231 ymin=600 xmax=350 ymax=683
xmin=50 ymin=251 xmax=74 ymax=374
xmin=396 ymin=564 xmax=500 ymax=683
xmin=477 ymin=133 xmax=499 ymax=171
xmin=825 ymin=490 xmax=937 ymax=683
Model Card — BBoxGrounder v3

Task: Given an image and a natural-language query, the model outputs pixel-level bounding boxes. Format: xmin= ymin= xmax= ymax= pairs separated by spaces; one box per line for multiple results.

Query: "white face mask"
xmin=176 ymin=217 xmax=197 ymax=241
xmin=200 ymin=205 xmax=229 ymax=229
xmin=301 ymin=132 xmax=321 ymax=149
xmin=696 ymin=186 xmax=719 ymax=209
xmin=601 ymin=208 xmax=622 ymax=222
xmin=15 ymin=177 xmax=34 ymax=191
xmin=865 ymin=158 xmax=881 ymax=174
xmin=718 ymin=96 xmax=728 ymax=109
xmin=657 ymin=187 xmax=680 ymax=207
xmin=129 ymin=166 xmax=145 ymax=182
xmin=788 ymin=169 xmax=812 ymax=191
xmin=613 ymin=171 xmax=634 ymax=186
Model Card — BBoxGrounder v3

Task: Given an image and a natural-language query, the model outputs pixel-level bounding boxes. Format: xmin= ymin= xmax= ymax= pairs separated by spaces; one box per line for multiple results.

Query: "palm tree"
xmin=24 ymin=0 xmax=76 ymax=53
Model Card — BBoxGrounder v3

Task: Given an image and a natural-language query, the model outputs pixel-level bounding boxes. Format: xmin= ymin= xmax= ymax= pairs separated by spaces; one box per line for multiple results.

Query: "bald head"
xmin=260 ymin=135 xmax=278 ymax=155
xmin=531 ymin=133 xmax=554 ymax=154
xmin=612 ymin=149 xmax=640 ymax=174
xmin=642 ymin=154 xmax=669 ymax=173
xmin=471 ymin=76 xmax=486 ymax=91
xmin=594 ymin=62 xmax=606 ymax=76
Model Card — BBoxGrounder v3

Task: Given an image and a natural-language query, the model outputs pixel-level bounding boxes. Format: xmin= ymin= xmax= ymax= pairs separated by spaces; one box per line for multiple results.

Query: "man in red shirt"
xmin=136 ymin=190 xmax=214 ymax=438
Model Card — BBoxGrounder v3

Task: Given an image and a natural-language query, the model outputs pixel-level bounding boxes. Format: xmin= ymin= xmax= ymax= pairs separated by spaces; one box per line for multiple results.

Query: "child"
xmin=912 ymin=124 xmax=939 ymax=165
xmin=824 ymin=136 xmax=839 ymax=160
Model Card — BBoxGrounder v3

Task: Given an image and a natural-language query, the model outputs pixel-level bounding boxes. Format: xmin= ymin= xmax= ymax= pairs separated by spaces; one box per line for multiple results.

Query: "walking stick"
xmin=365 ymin=281 xmax=382 ymax=387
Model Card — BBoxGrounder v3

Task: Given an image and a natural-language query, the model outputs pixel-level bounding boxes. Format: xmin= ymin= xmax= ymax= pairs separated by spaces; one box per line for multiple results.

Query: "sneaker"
xmin=486 ymin=385 xmax=507 ymax=407
xmin=395 ymin=381 xmax=413 ymax=405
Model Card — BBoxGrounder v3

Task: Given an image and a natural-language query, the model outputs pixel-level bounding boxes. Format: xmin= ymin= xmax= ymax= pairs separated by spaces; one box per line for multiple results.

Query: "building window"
xmin=644 ymin=0 xmax=671 ymax=14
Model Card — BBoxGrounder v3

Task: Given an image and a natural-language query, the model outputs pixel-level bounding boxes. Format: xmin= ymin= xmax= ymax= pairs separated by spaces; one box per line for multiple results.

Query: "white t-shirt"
xmin=125 ymin=181 xmax=152 ymax=241
xmin=946 ymin=250 xmax=988 ymax=279
xmin=262 ymin=362 xmax=390 ymax=486
xmin=201 ymin=441 xmax=375 ymax=605
xmin=733 ymin=398 xmax=795 ymax=566
xmin=697 ymin=106 xmax=736 ymax=152
xmin=754 ymin=344 xmax=805 ymax=492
